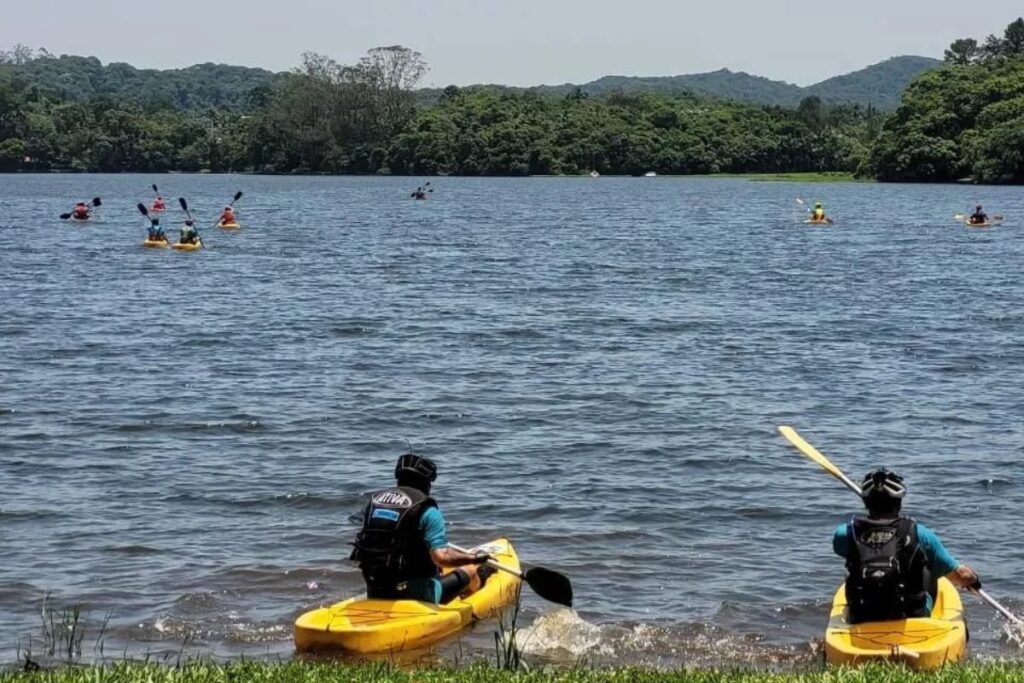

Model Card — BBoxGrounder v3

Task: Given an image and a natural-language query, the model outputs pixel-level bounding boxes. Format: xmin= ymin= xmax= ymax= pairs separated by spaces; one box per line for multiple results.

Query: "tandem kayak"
xmin=825 ymin=577 xmax=967 ymax=670
xmin=172 ymin=241 xmax=203 ymax=251
xmin=217 ymin=221 xmax=241 ymax=230
xmin=142 ymin=238 xmax=169 ymax=248
xmin=294 ymin=538 xmax=522 ymax=654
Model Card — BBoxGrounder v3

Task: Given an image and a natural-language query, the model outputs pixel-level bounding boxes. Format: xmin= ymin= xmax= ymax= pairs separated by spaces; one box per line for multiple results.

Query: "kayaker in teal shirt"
xmin=350 ymin=454 xmax=494 ymax=604
xmin=832 ymin=469 xmax=980 ymax=623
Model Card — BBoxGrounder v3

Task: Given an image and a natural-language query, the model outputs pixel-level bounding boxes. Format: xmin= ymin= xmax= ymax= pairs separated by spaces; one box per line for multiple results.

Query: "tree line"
xmin=0 ymin=45 xmax=881 ymax=176
xmin=2 ymin=21 xmax=1023 ymax=183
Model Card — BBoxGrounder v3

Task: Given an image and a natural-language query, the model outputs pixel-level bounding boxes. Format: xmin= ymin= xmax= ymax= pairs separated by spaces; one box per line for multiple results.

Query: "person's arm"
xmin=917 ymin=524 xmax=980 ymax=589
xmin=429 ymin=546 xmax=490 ymax=568
xmin=832 ymin=522 xmax=850 ymax=558
xmin=420 ymin=507 xmax=490 ymax=568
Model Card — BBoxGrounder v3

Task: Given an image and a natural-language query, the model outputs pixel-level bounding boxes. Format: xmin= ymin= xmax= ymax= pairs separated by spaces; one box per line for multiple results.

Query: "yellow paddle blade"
xmin=778 ymin=426 xmax=862 ymax=495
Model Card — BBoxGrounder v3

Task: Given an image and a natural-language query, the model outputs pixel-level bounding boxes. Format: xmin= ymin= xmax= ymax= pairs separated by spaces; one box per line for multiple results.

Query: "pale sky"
xmin=3 ymin=0 xmax=1020 ymax=86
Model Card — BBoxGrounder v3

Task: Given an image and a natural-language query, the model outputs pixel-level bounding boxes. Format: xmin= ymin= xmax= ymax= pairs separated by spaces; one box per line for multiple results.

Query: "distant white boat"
xmin=644 ymin=171 xmax=657 ymax=177
xmin=590 ymin=170 xmax=600 ymax=178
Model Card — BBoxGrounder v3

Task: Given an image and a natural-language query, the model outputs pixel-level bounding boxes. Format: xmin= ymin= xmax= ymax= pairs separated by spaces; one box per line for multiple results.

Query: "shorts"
xmin=370 ymin=569 xmax=472 ymax=604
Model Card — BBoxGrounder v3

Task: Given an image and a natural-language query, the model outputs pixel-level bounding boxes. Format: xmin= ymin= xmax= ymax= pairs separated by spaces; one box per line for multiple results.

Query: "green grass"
xmin=3 ymin=662 xmax=1024 ymax=683
xmin=707 ymin=172 xmax=866 ymax=183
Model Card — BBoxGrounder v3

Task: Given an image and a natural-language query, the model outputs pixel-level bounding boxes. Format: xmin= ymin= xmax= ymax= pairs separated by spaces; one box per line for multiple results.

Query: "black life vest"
xmin=350 ymin=486 xmax=438 ymax=593
xmin=845 ymin=516 xmax=929 ymax=623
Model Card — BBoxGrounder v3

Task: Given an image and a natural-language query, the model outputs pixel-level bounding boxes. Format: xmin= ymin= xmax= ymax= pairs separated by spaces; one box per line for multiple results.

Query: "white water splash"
xmin=1005 ymin=622 xmax=1024 ymax=650
xmin=510 ymin=610 xmax=812 ymax=668
xmin=515 ymin=608 xmax=613 ymax=657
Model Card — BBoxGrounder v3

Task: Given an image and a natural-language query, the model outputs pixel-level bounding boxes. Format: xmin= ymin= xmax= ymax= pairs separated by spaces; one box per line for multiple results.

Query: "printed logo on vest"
xmin=861 ymin=527 xmax=897 ymax=546
xmin=372 ymin=490 xmax=413 ymax=507
xmin=372 ymin=509 xmax=401 ymax=521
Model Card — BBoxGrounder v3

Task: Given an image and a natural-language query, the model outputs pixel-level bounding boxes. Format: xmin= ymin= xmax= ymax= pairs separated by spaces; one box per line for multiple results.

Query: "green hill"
xmin=426 ymin=56 xmax=942 ymax=110
xmin=804 ymin=56 xmax=943 ymax=109
xmin=2 ymin=51 xmax=939 ymax=112
xmin=0 ymin=54 xmax=281 ymax=111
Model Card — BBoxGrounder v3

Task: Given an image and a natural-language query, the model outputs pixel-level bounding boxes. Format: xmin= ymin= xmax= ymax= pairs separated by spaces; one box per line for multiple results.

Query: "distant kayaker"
xmin=813 ymin=202 xmax=828 ymax=221
xmin=969 ymin=205 xmax=988 ymax=225
xmin=148 ymin=217 xmax=166 ymax=242
xmin=411 ymin=187 xmax=427 ymax=200
xmin=179 ymin=219 xmax=200 ymax=245
xmin=72 ymin=202 xmax=91 ymax=220
xmin=350 ymin=454 xmax=494 ymax=603
xmin=833 ymin=469 xmax=980 ymax=624
xmin=152 ymin=196 xmax=166 ymax=211
xmin=219 ymin=206 xmax=236 ymax=225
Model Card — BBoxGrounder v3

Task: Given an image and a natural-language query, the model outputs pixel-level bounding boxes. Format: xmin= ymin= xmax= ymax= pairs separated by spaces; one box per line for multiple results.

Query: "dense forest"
xmin=0 ymin=46 xmax=882 ymax=175
xmin=1 ymin=20 xmax=1022 ymax=182
xmin=871 ymin=19 xmax=1024 ymax=183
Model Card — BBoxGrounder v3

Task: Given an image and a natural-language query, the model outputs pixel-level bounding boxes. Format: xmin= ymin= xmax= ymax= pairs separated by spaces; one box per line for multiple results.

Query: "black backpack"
xmin=845 ymin=516 xmax=928 ymax=623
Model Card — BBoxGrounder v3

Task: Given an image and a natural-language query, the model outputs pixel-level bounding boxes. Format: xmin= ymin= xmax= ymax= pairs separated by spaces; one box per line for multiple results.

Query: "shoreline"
xmin=2 ymin=170 xmax=865 ymax=182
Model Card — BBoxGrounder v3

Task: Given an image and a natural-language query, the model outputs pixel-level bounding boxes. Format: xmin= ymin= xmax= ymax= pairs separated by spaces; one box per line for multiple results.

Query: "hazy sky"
xmin=3 ymin=1 xmax=1020 ymax=86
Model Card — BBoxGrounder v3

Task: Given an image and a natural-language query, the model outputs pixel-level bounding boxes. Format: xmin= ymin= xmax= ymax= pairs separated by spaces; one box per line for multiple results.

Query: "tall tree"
xmin=944 ymin=38 xmax=980 ymax=65
xmin=358 ymin=46 xmax=428 ymax=139
xmin=1003 ymin=17 xmax=1024 ymax=56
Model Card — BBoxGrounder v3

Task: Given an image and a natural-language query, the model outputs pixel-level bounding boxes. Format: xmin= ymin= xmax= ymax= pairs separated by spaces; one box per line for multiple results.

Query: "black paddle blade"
xmin=59 ymin=213 xmax=72 ymax=220
xmin=92 ymin=197 xmax=102 ymax=207
xmin=152 ymin=184 xmax=159 ymax=194
xmin=233 ymin=191 xmax=243 ymax=202
xmin=137 ymin=202 xmax=149 ymax=216
xmin=179 ymin=197 xmax=188 ymax=212
xmin=523 ymin=567 xmax=573 ymax=607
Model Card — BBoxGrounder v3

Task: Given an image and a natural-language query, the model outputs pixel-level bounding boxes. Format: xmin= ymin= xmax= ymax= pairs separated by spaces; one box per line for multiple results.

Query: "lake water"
xmin=1 ymin=174 xmax=1023 ymax=668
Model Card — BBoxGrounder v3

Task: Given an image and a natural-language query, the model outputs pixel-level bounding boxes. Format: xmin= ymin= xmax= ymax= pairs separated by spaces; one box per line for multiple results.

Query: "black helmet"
xmin=860 ymin=468 xmax=906 ymax=501
xmin=395 ymin=453 xmax=437 ymax=483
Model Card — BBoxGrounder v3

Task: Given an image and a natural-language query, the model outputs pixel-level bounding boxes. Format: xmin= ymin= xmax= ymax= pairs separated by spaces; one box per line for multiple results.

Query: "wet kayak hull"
xmin=294 ymin=538 xmax=521 ymax=654
xmin=142 ymin=239 xmax=168 ymax=248
xmin=218 ymin=222 xmax=241 ymax=230
xmin=172 ymin=241 xmax=203 ymax=251
xmin=825 ymin=578 xmax=967 ymax=670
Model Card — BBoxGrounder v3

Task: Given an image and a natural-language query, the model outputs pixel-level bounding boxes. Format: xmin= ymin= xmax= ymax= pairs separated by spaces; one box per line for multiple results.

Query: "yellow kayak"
xmin=294 ymin=538 xmax=521 ymax=654
xmin=172 ymin=240 xmax=203 ymax=251
xmin=825 ymin=577 xmax=967 ymax=670
xmin=805 ymin=218 xmax=832 ymax=225
xmin=218 ymin=221 xmax=241 ymax=230
xmin=142 ymin=238 xmax=168 ymax=248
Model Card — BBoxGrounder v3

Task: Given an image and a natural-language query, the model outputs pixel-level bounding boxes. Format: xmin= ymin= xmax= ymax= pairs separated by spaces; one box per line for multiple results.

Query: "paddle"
xmin=179 ymin=197 xmax=203 ymax=247
xmin=778 ymin=425 xmax=1024 ymax=626
xmin=449 ymin=543 xmax=573 ymax=607
xmin=60 ymin=197 xmax=102 ymax=220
